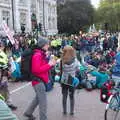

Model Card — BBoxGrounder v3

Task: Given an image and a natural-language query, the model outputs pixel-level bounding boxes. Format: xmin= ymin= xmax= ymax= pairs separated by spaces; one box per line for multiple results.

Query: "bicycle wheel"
xmin=105 ymin=94 xmax=120 ymax=120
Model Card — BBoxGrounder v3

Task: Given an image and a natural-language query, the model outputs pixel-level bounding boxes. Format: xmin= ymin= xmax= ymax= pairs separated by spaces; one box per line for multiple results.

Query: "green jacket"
xmin=90 ymin=71 xmax=109 ymax=88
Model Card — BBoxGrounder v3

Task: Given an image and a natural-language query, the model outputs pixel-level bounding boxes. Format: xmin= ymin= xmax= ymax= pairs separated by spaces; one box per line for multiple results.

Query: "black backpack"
xmin=21 ymin=48 xmax=33 ymax=81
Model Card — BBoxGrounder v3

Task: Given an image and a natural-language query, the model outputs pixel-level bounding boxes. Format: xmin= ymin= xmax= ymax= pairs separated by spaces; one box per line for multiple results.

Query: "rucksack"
xmin=21 ymin=48 xmax=54 ymax=92
xmin=21 ymin=48 xmax=33 ymax=81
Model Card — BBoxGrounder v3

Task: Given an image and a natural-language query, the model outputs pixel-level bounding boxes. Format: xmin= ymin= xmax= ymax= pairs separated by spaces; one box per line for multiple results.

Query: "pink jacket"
xmin=31 ymin=49 xmax=51 ymax=86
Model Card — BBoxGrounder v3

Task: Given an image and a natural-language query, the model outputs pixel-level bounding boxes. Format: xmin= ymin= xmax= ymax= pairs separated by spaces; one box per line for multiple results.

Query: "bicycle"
xmin=104 ymin=76 xmax=120 ymax=120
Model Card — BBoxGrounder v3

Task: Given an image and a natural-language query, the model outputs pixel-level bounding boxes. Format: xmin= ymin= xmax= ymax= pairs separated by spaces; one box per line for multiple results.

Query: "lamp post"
xmin=11 ymin=0 xmax=15 ymax=30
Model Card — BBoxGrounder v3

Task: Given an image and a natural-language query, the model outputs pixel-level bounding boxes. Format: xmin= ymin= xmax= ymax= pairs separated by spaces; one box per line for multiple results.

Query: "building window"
xmin=19 ymin=0 xmax=24 ymax=3
xmin=2 ymin=10 xmax=10 ymax=26
xmin=19 ymin=0 xmax=26 ymax=6
xmin=1 ymin=0 xmax=10 ymax=4
xmin=20 ymin=13 xmax=26 ymax=25
xmin=52 ymin=18 xmax=55 ymax=29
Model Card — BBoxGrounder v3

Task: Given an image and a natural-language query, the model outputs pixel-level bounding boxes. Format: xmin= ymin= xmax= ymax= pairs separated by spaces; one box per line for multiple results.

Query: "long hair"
xmin=61 ymin=45 xmax=76 ymax=64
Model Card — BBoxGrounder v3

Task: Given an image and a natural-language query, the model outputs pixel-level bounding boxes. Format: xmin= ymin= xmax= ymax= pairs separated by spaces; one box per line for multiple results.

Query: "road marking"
xmin=10 ymin=82 xmax=31 ymax=94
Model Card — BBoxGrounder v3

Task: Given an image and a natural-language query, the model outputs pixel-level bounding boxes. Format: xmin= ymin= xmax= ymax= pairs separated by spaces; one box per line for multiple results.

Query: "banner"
xmin=1 ymin=21 xmax=15 ymax=45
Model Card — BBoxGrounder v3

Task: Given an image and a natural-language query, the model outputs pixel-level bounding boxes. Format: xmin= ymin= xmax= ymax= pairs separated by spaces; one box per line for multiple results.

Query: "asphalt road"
xmin=9 ymin=81 xmax=106 ymax=120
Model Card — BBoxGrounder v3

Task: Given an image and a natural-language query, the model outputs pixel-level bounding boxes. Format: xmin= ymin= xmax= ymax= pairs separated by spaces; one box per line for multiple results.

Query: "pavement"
xmin=9 ymin=81 xmax=106 ymax=120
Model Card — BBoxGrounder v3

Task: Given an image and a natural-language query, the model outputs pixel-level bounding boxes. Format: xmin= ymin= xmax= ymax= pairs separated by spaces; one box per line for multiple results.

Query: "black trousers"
xmin=61 ymin=84 xmax=75 ymax=114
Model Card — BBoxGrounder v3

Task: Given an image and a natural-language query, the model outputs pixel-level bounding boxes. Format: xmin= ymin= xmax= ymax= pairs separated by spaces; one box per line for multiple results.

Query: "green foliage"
xmin=57 ymin=0 xmax=94 ymax=34
xmin=95 ymin=0 xmax=120 ymax=32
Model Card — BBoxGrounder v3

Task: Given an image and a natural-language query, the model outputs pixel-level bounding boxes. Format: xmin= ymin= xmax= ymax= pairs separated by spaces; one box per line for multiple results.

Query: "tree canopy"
xmin=95 ymin=0 xmax=120 ymax=32
xmin=57 ymin=0 xmax=94 ymax=34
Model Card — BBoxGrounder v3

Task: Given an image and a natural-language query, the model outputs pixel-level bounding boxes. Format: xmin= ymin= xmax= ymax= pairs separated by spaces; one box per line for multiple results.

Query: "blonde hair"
xmin=61 ymin=45 xmax=76 ymax=64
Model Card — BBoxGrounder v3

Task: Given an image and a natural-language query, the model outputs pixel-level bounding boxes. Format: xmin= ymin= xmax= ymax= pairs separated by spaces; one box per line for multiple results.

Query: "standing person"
xmin=60 ymin=46 xmax=80 ymax=115
xmin=0 ymin=41 xmax=17 ymax=110
xmin=24 ymin=37 xmax=56 ymax=120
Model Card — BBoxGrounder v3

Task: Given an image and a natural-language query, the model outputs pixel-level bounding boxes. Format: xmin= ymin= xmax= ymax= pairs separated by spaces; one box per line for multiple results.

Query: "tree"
xmin=57 ymin=0 xmax=94 ymax=34
xmin=94 ymin=0 xmax=120 ymax=32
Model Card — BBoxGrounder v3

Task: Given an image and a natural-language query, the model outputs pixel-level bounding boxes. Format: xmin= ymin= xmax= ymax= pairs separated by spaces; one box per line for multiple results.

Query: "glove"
xmin=72 ymin=77 xmax=79 ymax=87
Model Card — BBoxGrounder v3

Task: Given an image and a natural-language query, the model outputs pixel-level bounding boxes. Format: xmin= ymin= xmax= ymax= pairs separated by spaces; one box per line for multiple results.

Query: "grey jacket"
xmin=61 ymin=58 xmax=80 ymax=84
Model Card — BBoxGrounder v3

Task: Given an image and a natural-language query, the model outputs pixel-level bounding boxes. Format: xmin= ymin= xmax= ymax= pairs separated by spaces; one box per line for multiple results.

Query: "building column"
xmin=14 ymin=0 xmax=20 ymax=32
xmin=9 ymin=8 xmax=13 ymax=30
xmin=44 ymin=1 xmax=48 ymax=33
xmin=27 ymin=0 xmax=32 ymax=32
xmin=0 ymin=9 xmax=2 ymax=24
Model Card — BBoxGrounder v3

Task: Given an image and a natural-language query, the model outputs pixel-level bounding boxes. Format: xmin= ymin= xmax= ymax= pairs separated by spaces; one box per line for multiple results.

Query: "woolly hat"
xmin=37 ymin=37 xmax=49 ymax=48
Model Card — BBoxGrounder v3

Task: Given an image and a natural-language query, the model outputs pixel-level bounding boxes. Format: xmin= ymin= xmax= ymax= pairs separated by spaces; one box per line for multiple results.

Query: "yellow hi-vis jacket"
xmin=0 ymin=50 xmax=8 ymax=67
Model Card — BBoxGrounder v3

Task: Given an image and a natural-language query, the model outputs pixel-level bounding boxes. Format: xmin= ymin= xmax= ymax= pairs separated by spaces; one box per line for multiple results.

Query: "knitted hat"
xmin=37 ymin=37 xmax=49 ymax=48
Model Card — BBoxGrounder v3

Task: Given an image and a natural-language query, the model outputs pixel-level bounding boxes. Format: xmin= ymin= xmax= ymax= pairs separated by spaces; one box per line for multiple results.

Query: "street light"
xmin=11 ymin=0 xmax=15 ymax=30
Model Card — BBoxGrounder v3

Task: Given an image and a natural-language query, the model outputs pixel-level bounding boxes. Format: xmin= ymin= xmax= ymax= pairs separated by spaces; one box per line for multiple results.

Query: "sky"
xmin=91 ymin=0 xmax=100 ymax=8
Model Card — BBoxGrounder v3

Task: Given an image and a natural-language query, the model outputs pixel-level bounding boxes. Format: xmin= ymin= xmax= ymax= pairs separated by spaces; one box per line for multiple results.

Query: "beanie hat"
xmin=37 ymin=37 xmax=49 ymax=48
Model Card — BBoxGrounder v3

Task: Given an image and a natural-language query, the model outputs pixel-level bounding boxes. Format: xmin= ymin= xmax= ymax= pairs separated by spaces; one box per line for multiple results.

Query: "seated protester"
xmin=109 ymin=49 xmax=116 ymax=58
xmin=12 ymin=40 xmax=22 ymax=58
xmin=89 ymin=64 xmax=109 ymax=88
xmin=105 ymin=49 xmax=115 ymax=65
xmin=84 ymin=52 xmax=92 ymax=64
xmin=114 ymin=48 xmax=120 ymax=66
xmin=91 ymin=55 xmax=100 ymax=68
xmin=112 ymin=48 xmax=120 ymax=76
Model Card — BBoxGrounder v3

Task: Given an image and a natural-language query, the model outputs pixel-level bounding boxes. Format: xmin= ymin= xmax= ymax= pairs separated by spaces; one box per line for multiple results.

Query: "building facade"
xmin=0 ymin=0 xmax=58 ymax=35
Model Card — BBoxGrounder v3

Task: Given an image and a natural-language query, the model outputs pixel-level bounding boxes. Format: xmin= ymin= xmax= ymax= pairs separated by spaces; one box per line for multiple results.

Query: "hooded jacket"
xmin=61 ymin=58 xmax=80 ymax=85
xmin=31 ymin=49 xmax=52 ymax=86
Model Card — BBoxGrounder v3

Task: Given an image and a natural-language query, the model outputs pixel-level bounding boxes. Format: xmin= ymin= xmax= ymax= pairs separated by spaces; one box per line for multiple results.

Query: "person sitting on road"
xmin=89 ymin=63 xmax=110 ymax=88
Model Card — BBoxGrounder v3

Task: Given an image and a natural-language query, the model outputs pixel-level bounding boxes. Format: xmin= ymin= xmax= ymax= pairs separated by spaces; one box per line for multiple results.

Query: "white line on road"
xmin=10 ymin=82 xmax=31 ymax=94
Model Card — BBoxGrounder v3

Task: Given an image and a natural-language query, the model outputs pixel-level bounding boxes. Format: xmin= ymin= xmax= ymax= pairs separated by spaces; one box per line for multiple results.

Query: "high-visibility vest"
xmin=51 ymin=40 xmax=58 ymax=47
xmin=56 ymin=39 xmax=62 ymax=46
xmin=0 ymin=51 xmax=8 ymax=66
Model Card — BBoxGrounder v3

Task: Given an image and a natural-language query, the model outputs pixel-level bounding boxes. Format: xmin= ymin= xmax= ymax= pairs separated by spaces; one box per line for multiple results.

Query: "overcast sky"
xmin=91 ymin=0 xmax=100 ymax=8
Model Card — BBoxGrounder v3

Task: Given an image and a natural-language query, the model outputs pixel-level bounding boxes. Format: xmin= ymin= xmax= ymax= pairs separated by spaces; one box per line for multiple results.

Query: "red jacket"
xmin=31 ymin=49 xmax=51 ymax=86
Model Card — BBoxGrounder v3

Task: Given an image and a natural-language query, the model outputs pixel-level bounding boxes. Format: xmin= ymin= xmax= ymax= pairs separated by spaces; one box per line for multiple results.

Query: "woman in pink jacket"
xmin=24 ymin=37 xmax=56 ymax=120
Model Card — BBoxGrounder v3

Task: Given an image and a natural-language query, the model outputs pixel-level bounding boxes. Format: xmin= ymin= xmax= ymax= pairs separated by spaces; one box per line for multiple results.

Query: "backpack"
xmin=21 ymin=48 xmax=54 ymax=92
xmin=21 ymin=48 xmax=33 ymax=81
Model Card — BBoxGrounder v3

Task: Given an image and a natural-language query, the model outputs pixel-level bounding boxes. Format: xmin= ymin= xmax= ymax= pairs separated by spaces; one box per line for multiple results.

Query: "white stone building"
xmin=0 ymin=0 xmax=58 ymax=35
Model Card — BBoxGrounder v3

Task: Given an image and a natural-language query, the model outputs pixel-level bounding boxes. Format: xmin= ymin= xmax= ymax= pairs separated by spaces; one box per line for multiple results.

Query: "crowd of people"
xmin=0 ymin=31 xmax=120 ymax=120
